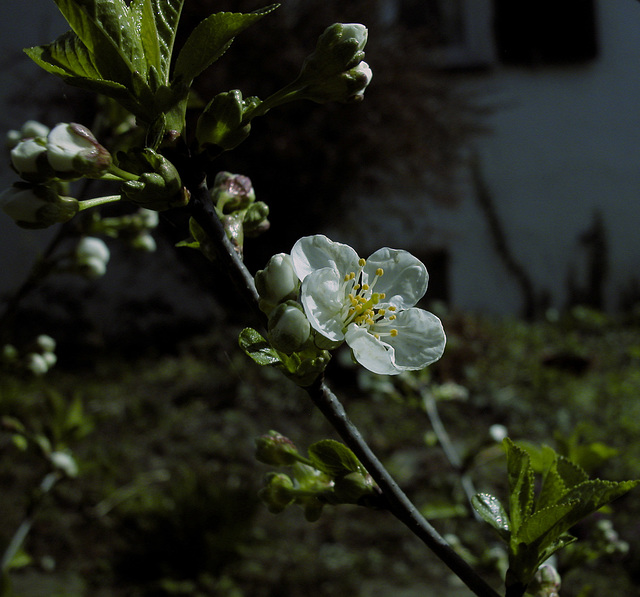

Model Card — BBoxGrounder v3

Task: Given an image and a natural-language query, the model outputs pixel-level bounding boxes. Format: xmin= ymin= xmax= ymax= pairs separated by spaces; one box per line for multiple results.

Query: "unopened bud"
xmin=258 ymin=472 xmax=295 ymax=513
xmin=243 ymin=201 xmax=270 ymax=236
xmin=10 ymin=137 xmax=52 ymax=181
xmin=211 ymin=171 xmax=255 ymax=213
xmin=255 ymin=253 xmax=300 ymax=313
xmin=46 ymin=123 xmax=111 ymax=179
xmin=75 ymin=237 xmax=110 ymax=279
xmin=268 ymin=301 xmax=311 ymax=354
xmin=255 ymin=430 xmax=300 ymax=466
xmin=302 ymin=23 xmax=368 ymax=78
xmin=196 ymin=90 xmax=252 ymax=151
xmin=1 ymin=182 xmax=79 ymax=229
xmin=121 ymin=151 xmax=188 ymax=211
xmin=528 ymin=565 xmax=561 ymax=597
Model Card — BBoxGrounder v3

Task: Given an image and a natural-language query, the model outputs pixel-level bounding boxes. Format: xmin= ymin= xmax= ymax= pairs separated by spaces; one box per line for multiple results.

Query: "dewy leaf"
xmin=173 ymin=4 xmax=280 ymax=85
xmin=308 ymin=439 xmax=364 ymax=478
xmin=238 ymin=328 xmax=283 ymax=367
xmin=555 ymin=478 xmax=639 ymax=532
xmin=471 ymin=493 xmax=511 ymax=540
xmin=131 ymin=0 xmax=184 ymax=86
xmin=504 ymin=438 xmax=535 ymax=534
xmin=52 ymin=0 xmax=142 ymax=87
xmin=24 ymin=33 xmax=139 ymax=112
xmin=515 ymin=501 xmax=577 ymax=546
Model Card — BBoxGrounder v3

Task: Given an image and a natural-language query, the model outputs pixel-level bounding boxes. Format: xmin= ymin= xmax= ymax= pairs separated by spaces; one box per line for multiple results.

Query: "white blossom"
xmin=291 ymin=235 xmax=446 ymax=375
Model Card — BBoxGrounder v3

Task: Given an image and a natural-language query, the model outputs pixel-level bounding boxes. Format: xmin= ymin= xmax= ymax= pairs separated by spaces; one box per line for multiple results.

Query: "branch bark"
xmin=188 ymin=180 xmax=502 ymax=597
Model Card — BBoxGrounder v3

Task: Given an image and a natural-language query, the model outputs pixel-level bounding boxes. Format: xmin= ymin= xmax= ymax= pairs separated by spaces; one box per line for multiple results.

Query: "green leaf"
xmin=307 ymin=439 xmax=364 ymax=478
xmin=131 ymin=0 xmax=184 ymax=86
xmin=515 ymin=501 xmax=577 ymax=545
xmin=51 ymin=0 xmax=142 ymax=86
xmin=471 ymin=493 xmax=511 ymax=540
xmin=238 ymin=328 xmax=283 ymax=367
xmin=504 ymin=438 xmax=535 ymax=534
xmin=555 ymin=478 xmax=639 ymax=532
xmin=173 ymin=4 xmax=280 ymax=85
xmin=24 ymin=33 xmax=140 ymax=112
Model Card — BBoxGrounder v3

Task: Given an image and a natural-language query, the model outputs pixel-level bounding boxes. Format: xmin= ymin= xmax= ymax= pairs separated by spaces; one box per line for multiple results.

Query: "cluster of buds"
xmin=295 ymin=23 xmax=373 ymax=103
xmin=252 ymin=251 xmax=331 ymax=385
xmin=211 ymin=171 xmax=269 ymax=252
xmin=255 ymin=431 xmax=379 ymax=521
xmin=8 ymin=122 xmax=111 ymax=182
xmin=88 ymin=208 xmax=159 ymax=253
xmin=120 ymin=148 xmax=189 ymax=212
xmin=74 ymin=236 xmax=111 ymax=279
xmin=1 ymin=121 xmax=112 ymax=228
xmin=2 ymin=334 xmax=57 ymax=376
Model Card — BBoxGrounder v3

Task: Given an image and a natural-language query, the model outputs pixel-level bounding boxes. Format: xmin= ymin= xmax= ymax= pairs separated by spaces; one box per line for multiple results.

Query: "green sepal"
xmin=307 ymin=439 xmax=364 ymax=478
xmin=471 ymin=493 xmax=511 ymax=541
xmin=173 ymin=4 xmax=280 ymax=85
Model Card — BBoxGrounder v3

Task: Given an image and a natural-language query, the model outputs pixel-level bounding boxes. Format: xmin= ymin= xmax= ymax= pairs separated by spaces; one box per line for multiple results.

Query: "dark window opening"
xmin=493 ymin=0 xmax=598 ymax=65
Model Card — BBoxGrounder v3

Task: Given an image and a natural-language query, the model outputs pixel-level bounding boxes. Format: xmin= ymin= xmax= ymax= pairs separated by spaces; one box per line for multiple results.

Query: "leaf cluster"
xmin=25 ymin=0 xmax=278 ymax=136
xmin=472 ymin=438 xmax=638 ymax=596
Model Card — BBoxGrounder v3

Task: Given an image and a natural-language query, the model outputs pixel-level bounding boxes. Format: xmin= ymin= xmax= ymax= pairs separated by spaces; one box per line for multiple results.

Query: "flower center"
xmin=340 ymin=259 xmax=398 ymax=339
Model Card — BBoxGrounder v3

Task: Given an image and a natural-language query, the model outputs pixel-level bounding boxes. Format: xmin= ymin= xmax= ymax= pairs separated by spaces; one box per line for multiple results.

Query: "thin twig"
xmin=422 ymin=392 xmax=481 ymax=520
xmin=187 ymin=182 xmax=501 ymax=597
xmin=307 ymin=379 xmax=501 ymax=597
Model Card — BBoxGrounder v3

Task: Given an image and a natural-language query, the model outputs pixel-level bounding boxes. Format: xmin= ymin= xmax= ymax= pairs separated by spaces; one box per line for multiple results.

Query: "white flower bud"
xmin=46 ymin=123 xmax=111 ymax=178
xmin=1 ymin=183 xmax=79 ymax=229
xmin=21 ymin=120 xmax=50 ymax=139
xmin=268 ymin=301 xmax=311 ymax=353
xmin=255 ymin=253 xmax=300 ymax=312
xmin=11 ymin=137 xmax=51 ymax=181
xmin=137 ymin=208 xmax=159 ymax=229
xmin=75 ymin=237 xmax=110 ymax=279
xmin=35 ymin=334 xmax=56 ymax=353
xmin=26 ymin=352 xmax=49 ymax=375
xmin=49 ymin=451 xmax=79 ymax=477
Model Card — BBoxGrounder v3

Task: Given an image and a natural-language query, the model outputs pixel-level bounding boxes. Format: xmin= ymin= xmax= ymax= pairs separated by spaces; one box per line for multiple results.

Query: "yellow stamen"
xmin=376 ymin=268 xmax=384 ymax=276
xmin=358 ymin=258 xmax=366 ymax=267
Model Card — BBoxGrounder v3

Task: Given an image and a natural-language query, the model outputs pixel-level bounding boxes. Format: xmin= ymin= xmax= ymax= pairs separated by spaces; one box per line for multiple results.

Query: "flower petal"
xmin=291 ymin=234 xmax=360 ymax=281
xmin=344 ymin=323 xmax=400 ymax=375
xmin=382 ymin=308 xmax=445 ymax=370
xmin=365 ymin=248 xmax=428 ymax=309
xmin=300 ymin=268 xmax=347 ymax=342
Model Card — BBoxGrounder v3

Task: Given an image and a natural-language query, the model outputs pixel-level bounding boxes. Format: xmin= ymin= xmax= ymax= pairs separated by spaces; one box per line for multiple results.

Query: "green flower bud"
xmin=0 ymin=182 xmax=79 ymax=229
xmin=211 ymin=171 xmax=256 ymax=214
xmin=268 ymin=301 xmax=311 ymax=354
xmin=121 ymin=151 xmax=189 ymax=211
xmin=243 ymin=201 xmax=270 ymax=236
xmin=130 ymin=233 xmax=156 ymax=252
xmin=196 ymin=90 xmax=252 ymax=151
xmin=75 ymin=236 xmax=110 ymax=279
xmin=255 ymin=430 xmax=300 ymax=466
xmin=255 ymin=253 xmax=300 ymax=313
xmin=302 ymin=23 xmax=368 ymax=79
xmin=331 ymin=471 xmax=377 ymax=504
xmin=46 ymin=123 xmax=111 ymax=179
xmin=302 ymin=61 xmax=373 ymax=104
xmin=301 ymin=496 xmax=324 ymax=522
xmin=6 ymin=120 xmax=50 ymax=150
xmin=258 ymin=472 xmax=295 ymax=513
